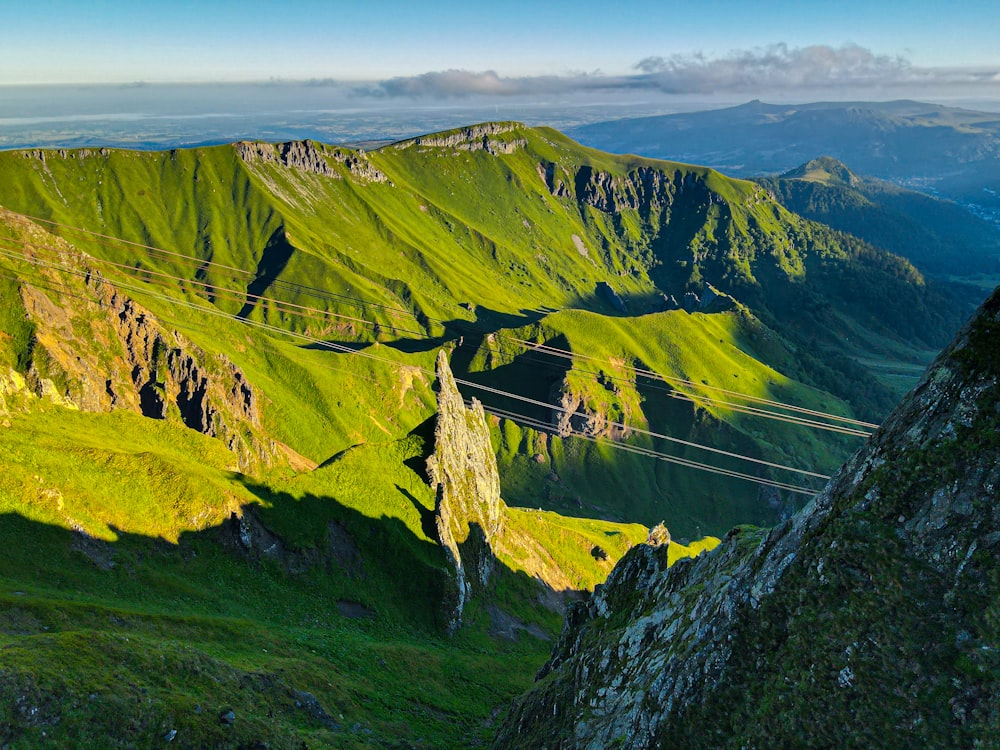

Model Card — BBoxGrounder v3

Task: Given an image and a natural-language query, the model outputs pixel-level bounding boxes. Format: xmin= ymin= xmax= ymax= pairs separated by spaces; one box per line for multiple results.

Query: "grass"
xmin=0 ymin=408 xmax=250 ymax=541
xmin=0 ymin=376 xmax=724 ymax=746
xmin=0 ymin=124 xmax=978 ymax=744
xmin=499 ymin=507 xmax=649 ymax=592
xmin=473 ymin=306 xmax=859 ymax=536
xmin=0 ymin=398 xmax=672 ymax=747
xmin=0 ymin=125 xmax=954 ymax=535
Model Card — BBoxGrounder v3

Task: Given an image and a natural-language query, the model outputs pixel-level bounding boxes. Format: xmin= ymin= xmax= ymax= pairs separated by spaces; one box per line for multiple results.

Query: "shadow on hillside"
xmin=237 ymin=227 xmax=297 ymax=320
xmin=397 ymin=485 xmax=439 ymax=544
xmin=381 ymin=305 xmax=554 ymax=355
xmin=449 ymin=332 xmax=574 ymax=424
xmin=401 ymin=415 xmax=435 ymax=481
xmin=0 ymin=474 xmax=580 ymax=639
xmin=0 ymin=498 xmax=582 ymax=749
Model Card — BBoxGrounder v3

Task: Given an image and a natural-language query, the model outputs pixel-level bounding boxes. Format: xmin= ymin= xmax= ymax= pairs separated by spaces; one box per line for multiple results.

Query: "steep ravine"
xmin=495 ymin=287 xmax=1000 ymax=749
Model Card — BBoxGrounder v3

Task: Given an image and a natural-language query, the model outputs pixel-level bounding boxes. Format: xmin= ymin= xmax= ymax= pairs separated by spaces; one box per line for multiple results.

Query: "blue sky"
xmin=2 ymin=0 xmax=999 ymax=88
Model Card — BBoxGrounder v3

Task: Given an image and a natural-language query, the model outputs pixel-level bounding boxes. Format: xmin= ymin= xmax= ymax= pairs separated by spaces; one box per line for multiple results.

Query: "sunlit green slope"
xmin=0 ymin=215 xmax=664 ymax=746
xmin=0 ymin=124 xmax=971 ymax=533
xmin=0 ymin=124 xmax=974 ymax=747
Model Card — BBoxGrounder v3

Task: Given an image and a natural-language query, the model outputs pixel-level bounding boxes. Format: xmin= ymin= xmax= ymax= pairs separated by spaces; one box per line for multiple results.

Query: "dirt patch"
xmin=274 ymin=441 xmax=318 ymax=472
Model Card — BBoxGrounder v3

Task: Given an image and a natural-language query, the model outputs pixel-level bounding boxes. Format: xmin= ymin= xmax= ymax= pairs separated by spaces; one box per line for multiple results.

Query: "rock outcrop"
xmin=237 ymin=140 xmax=338 ymax=177
xmin=426 ymin=350 xmax=504 ymax=633
xmin=495 ymin=287 xmax=1000 ymax=748
xmin=392 ymin=123 xmax=527 ymax=155
xmin=0 ymin=211 xmax=279 ymax=472
xmin=224 ymin=506 xmax=364 ymax=578
xmin=236 ymin=140 xmax=389 ymax=183
xmin=540 ymin=162 xmax=716 ymax=217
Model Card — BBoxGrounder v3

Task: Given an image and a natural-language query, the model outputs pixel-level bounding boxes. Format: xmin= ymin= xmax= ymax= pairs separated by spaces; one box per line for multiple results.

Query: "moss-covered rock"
xmin=495 ymin=286 xmax=1000 ymax=749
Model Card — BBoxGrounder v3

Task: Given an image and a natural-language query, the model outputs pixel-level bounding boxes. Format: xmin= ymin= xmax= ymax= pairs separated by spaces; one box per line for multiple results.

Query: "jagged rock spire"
xmin=427 ymin=349 xmax=504 ymax=633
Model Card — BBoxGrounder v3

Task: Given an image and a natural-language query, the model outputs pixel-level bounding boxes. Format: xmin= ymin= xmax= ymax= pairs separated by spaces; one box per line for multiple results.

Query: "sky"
xmin=1 ymin=0 xmax=999 ymax=148
xmin=2 ymin=0 xmax=999 ymax=89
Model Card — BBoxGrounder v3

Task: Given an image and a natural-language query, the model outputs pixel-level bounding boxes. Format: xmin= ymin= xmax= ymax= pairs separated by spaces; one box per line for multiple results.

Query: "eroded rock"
xmin=426 ymin=350 xmax=504 ymax=633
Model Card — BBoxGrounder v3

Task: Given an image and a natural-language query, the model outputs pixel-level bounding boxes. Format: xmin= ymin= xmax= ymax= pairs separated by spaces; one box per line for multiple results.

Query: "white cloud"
xmin=357 ymin=69 xmax=614 ymax=98
xmin=634 ymin=44 xmax=914 ymax=92
xmin=355 ymin=44 xmax=1000 ymax=99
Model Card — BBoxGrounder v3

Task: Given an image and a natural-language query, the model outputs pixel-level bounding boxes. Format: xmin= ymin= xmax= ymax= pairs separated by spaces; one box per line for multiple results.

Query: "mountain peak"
xmin=780 ymin=155 xmax=862 ymax=186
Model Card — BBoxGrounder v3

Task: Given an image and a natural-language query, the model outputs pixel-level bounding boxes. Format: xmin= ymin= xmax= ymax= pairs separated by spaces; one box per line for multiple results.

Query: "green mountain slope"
xmin=0 ymin=213 xmax=673 ymax=747
xmin=494 ymin=286 xmax=1000 ymax=750
xmin=0 ymin=125 xmax=973 ymax=535
xmin=0 ymin=124 xmax=984 ymax=747
xmin=758 ymin=156 xmax=1000 ymax=275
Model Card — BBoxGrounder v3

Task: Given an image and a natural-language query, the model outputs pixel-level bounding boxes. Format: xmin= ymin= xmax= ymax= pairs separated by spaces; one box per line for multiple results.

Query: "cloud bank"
xmin=356 ymin=44 xmax=1000 ymax=99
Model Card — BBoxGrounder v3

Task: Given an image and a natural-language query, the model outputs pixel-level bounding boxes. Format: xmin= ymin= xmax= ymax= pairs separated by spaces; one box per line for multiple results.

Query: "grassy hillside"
xmin=0 ymin=124 xmax=980 ymax=746
xmin=0 ymin=126 xmax=972 ymax=534
xmin=758 ymin=156 xmax=1000 ymax=276
xmin=0 ymin=356 xmax=664 ymax=749
xmin=0 ymin=207 xmax=694 ymax=746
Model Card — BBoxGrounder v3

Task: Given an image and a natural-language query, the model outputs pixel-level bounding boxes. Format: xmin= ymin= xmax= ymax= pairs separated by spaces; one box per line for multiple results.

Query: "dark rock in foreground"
xmin=495 ymin=287 xmax=1000 ymax=749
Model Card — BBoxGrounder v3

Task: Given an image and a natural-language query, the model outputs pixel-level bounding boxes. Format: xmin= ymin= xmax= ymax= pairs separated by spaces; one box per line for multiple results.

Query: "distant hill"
xmin=567 ymin=99 xmax=1000 ymax=213
xmin=757 ymin=156 xmax=1000 ymax=275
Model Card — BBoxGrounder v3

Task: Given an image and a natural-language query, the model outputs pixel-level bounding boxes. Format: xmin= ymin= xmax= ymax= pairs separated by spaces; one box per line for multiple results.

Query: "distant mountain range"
xmin=567 ymin=99 xmax=1000 ymax=222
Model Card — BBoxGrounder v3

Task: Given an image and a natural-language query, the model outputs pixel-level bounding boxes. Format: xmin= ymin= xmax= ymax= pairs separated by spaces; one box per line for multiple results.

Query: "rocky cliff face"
xmin=538 ymin=162 xmax=716 ymax=217
xmin=392 ymin=123 xmax=527 ymax=155
xmin=426 ymin=350 xmax=505 ymax=633
xmin=495 ymin=287 xmax=1000 ymax=749
xmin=0 ymin=212 xmax=279 ymax=472
xmin=236 ymin=140 xmax=389 ymax=183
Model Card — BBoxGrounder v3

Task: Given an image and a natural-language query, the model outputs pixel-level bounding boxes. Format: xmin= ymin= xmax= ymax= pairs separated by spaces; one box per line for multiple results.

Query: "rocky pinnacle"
xmin=427 ymin=349 xmax=504 ymax=633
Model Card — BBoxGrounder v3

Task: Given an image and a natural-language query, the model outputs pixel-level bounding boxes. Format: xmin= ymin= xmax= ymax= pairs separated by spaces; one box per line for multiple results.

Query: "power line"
xmin=7 ymin=211 xmax=876 ymax=432
xmin=0 ymin=241 xmax=835 ymax=478
xmin=1 ymin=241 xmax=830 ymax=493
xmin=477 ymin=402 xmax=820 ymax=496
xmin=505 ymin=337 xmax=877 ymax=430
xmin=0 ymin=236 xmax=865 ymax=485
xmin=481 ymin=336 xmax=872 ymax=437
xmin=10 ymin=212 xmax=424 ymax=322
xmin=5 ymin=231 xmax=825 ymax=498
xmin=1 ymin=216 xmax=875 ymax=436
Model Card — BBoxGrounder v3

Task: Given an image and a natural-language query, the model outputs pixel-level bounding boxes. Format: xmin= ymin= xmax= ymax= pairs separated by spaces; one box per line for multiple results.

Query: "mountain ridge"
xmin=566 ymin=99 xmax=1000 ymax=233
xmin=0 ymin=121 xmax=994 ymax=747
xmin=758 ymin=156 xmax=1000 ymax=275
xmin=0 ymin=124 xmax=976 ymax=535
xmin=494 ymin=285 xmax=1000 ymax=748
